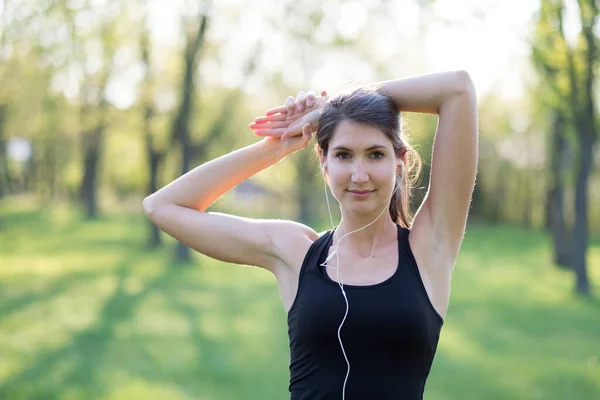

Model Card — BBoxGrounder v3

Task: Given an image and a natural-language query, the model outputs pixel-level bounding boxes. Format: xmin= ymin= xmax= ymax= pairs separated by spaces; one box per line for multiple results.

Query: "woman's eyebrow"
xmin=331 ymin=145 xmax=388 ymax=152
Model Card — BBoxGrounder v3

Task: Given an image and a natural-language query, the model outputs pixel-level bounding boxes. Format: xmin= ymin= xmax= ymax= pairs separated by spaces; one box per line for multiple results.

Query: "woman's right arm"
xmin=143 ymin=99 xmax=321 ymax=273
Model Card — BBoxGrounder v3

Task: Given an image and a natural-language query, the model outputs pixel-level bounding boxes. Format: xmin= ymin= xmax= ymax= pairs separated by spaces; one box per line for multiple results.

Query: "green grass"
xmin=0 ymin=200 xmax=599 ymax=400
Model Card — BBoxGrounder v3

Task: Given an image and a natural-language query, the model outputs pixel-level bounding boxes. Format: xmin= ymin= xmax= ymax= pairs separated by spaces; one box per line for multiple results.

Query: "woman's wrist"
xmin=258 ymin=137 xmax=289 ymax=163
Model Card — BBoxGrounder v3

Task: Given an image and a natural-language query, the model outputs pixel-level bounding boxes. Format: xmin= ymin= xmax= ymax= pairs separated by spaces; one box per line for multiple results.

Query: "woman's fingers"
xmin=281 ymin=122 xmax=311 ymax=141
xmin=306 ymin=91 xmax=316 ymax=107
xmin=261 ymin=89 xmax=324 ymax=127
xmin=249 ymin=120 xmax=290 ymax=130
xmin=265 ymin=89 xmax=323 ymax=117
xmin=280 ymin=128 xmax=293 ymax=141
xmin=249 ymin=113 xmax=289 ymax=130
xmin=253 ymin=114 xmax=287 ymax=124
xmin=285 ymin=124 xmax=313 ymax=152
xmin=256 ymin=121 xmax=308 ymax=139
xmin=285 ymin=96 xmax=296 ymax=116
xmin=296 ymin=91 xmax=306 ymax=112
xmin=265 ymin=105 xmax=287 ymax=116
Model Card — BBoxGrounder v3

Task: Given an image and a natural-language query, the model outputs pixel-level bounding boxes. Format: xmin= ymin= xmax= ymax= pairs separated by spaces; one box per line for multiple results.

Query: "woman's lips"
xmin=349 ymin=190 xmax=374 ymax=199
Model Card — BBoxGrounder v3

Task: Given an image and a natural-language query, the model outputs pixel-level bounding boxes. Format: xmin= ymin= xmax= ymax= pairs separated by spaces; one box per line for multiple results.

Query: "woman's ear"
xmin=396 ymin=156 xmax=406 ymax=181
xmin=396 ymin=155 xmax=405 ymax=170
xmin=319 ymin=154 xmax=327 ymax=172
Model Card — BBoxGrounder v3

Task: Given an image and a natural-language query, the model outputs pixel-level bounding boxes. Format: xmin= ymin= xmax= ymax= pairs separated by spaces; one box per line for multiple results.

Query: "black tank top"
xmin=287 ymin=225 xmax=444 ymax=400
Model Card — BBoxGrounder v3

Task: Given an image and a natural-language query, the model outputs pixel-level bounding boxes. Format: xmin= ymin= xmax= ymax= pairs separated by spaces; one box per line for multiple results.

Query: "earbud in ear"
xmin=398 ymin=160 xmax=405 ymax=174
xmin=321 ymin=161 xmax=327 ymax=173
xmin=398 ymin=161 xmax=405 ymax=186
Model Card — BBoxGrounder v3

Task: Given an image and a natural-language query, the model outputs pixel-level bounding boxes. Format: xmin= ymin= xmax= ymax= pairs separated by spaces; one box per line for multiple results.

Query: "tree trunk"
xmin=174 ymin=137 xmax=195 ymax=262
xmin=77 ymin=22 xmax=113 ymax=220
xmin=549 ymin=184 xmax=571 ymax=268
xmin=569 ymin=0 xmax=596 ymax=296
xmin=521 ymin=169 xmax=532 ymax=228
xmin=532 ymin=0 xmax=597 ymax=295
xmin=571 ymin=122 xmax=593 ymax=296
xmin=79 ymin=127 xmax=104 ymax=219
xmin=172 ymin=11 xmax=210 ymax=264
xmin=140 ymin=14 xmax=163 ymax=248
xmin=79 ymin=94 xmax=109 ymax=220
xmin=547 ymin=111 xmax=571 ymax=267
xmin=145 ymin=117 xmax=163 ymax=248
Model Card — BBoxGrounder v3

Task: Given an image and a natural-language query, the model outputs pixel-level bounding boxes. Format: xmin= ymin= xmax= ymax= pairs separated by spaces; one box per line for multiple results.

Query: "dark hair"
xmin=314 ymin=87 xmax=422 ymax=229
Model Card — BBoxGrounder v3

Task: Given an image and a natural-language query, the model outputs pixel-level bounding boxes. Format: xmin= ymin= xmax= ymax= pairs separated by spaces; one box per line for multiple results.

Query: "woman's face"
xmin=323 ymin=120 xmax=400 ymax=217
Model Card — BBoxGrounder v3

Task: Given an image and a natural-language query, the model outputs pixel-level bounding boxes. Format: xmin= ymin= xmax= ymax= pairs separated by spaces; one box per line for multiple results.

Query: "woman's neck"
xmin=334 ymin=214 xmax=397 ymax=258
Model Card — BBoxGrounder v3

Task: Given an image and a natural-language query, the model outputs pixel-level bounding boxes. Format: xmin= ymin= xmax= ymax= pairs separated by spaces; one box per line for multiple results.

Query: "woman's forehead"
xmin=330 ymin=121 xmax=392 ymax=149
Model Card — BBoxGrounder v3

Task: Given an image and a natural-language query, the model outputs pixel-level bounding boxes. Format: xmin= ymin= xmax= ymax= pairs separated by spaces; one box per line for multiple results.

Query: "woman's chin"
xmin=343 ymin=198 xmax=381 ymax=215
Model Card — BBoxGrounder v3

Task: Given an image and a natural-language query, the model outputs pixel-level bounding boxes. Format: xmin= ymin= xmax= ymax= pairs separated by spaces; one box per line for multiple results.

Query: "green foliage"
xmin=532 ymin=0 xmax=598 ymax=124
xmin=0 ymin=202 xmax=598 ymax=400
xmin=0 ymin=0 xmax=598 ymax=232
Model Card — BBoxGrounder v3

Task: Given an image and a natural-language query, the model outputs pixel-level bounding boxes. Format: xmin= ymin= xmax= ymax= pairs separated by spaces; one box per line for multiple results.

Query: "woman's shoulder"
xmin=269 ymin=221 xmax=322 ymax=274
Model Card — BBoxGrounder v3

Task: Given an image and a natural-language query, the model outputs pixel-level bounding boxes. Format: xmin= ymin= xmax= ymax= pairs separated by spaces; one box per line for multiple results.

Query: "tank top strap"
xmin=396 ymin=225 xmax=420 ymax=281
xmin=297 ymin=230 xmax=333 ymax=283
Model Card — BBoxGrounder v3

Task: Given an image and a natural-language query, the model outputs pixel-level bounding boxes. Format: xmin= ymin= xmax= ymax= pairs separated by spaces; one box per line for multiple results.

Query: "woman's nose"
xmin=351 ymin=161 xmax=368 ymax=183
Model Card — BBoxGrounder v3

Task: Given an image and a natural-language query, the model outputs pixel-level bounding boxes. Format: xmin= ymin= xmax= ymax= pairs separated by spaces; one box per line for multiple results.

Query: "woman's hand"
xmin=249 ymin=90 xmax=327 ymax=156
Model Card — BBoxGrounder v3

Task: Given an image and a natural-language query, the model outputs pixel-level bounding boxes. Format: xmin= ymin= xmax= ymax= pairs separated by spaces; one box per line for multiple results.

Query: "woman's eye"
xmin=371 ymin=151 xmax=384 ymax=159
xmin=336 ymin=152 xmax=351 ymax=160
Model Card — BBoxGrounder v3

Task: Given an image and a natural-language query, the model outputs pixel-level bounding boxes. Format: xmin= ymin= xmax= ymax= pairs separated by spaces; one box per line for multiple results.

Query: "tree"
xmin=170 ymin=4 xmax=211 ymax=263
xmin=548 ymin=110 xmax=571 ymax=267
xmin=140 ymin=3 xmax=164 ymax=247
xmin=532 ymin=0 xmax=598 ymax=295
xmin=67 ymin=2 xmax=119 ymax=219
xmin=168 ymin=2 xmax=261 ymax=263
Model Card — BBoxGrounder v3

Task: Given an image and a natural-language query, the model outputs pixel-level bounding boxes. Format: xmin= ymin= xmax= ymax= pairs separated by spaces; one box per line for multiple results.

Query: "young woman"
xmin=143 ymin=70 xmax=478 ymax=400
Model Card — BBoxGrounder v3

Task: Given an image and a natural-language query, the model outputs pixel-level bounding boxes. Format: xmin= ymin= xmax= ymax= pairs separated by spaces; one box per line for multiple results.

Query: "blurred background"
xmin=0 ymin=0 xmax=599 ymax=399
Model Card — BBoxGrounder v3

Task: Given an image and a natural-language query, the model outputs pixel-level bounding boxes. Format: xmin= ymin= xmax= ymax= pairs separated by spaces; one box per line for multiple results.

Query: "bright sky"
xmin=425 ymin=0 xmax=539 ymax=98
xmin=106 ymin=0 xmax=553 ymax=109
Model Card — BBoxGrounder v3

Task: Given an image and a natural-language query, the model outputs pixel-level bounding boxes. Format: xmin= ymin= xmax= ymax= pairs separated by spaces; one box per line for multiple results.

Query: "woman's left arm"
xmin=379 ymin=70 xmax=478 ymax=255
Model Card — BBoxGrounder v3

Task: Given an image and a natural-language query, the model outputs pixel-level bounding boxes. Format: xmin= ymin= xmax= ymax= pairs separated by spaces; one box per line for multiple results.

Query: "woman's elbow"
xmin=142 ymin=196 xmax=159 ymax=220
xmin=454 ymin=70 xmax=476 ymax=98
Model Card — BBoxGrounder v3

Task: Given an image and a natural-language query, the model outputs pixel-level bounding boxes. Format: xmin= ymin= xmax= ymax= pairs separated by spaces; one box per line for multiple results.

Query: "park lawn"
xmin=0 ymin=201 xmax=599 ymax=400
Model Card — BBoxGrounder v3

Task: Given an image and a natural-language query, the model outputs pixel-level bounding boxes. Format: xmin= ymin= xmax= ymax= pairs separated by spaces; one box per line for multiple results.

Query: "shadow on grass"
xmin=3 ymin=211 xmax=598 ymax=400
xmin=430 ymin=298 xmax=600 ymax=399
xmin=424 ymin=224 xmax=600 ymax=400
xmin=2 ymin=212 xmax=144 ymax=257
xmin=0 ymin=271 xmax=100 ymax=321
xmin=0 ymin=252 xmax=171 ymax=399
xmin=0 ymin=252 xmax=285 ymax=400
xmin=131 ymin=265 xmax=291 ymax=400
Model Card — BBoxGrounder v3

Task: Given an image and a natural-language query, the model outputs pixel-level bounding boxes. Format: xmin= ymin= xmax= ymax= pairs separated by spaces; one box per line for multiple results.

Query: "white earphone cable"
xmin=319 ymin=160 xmax=404 ymax=400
